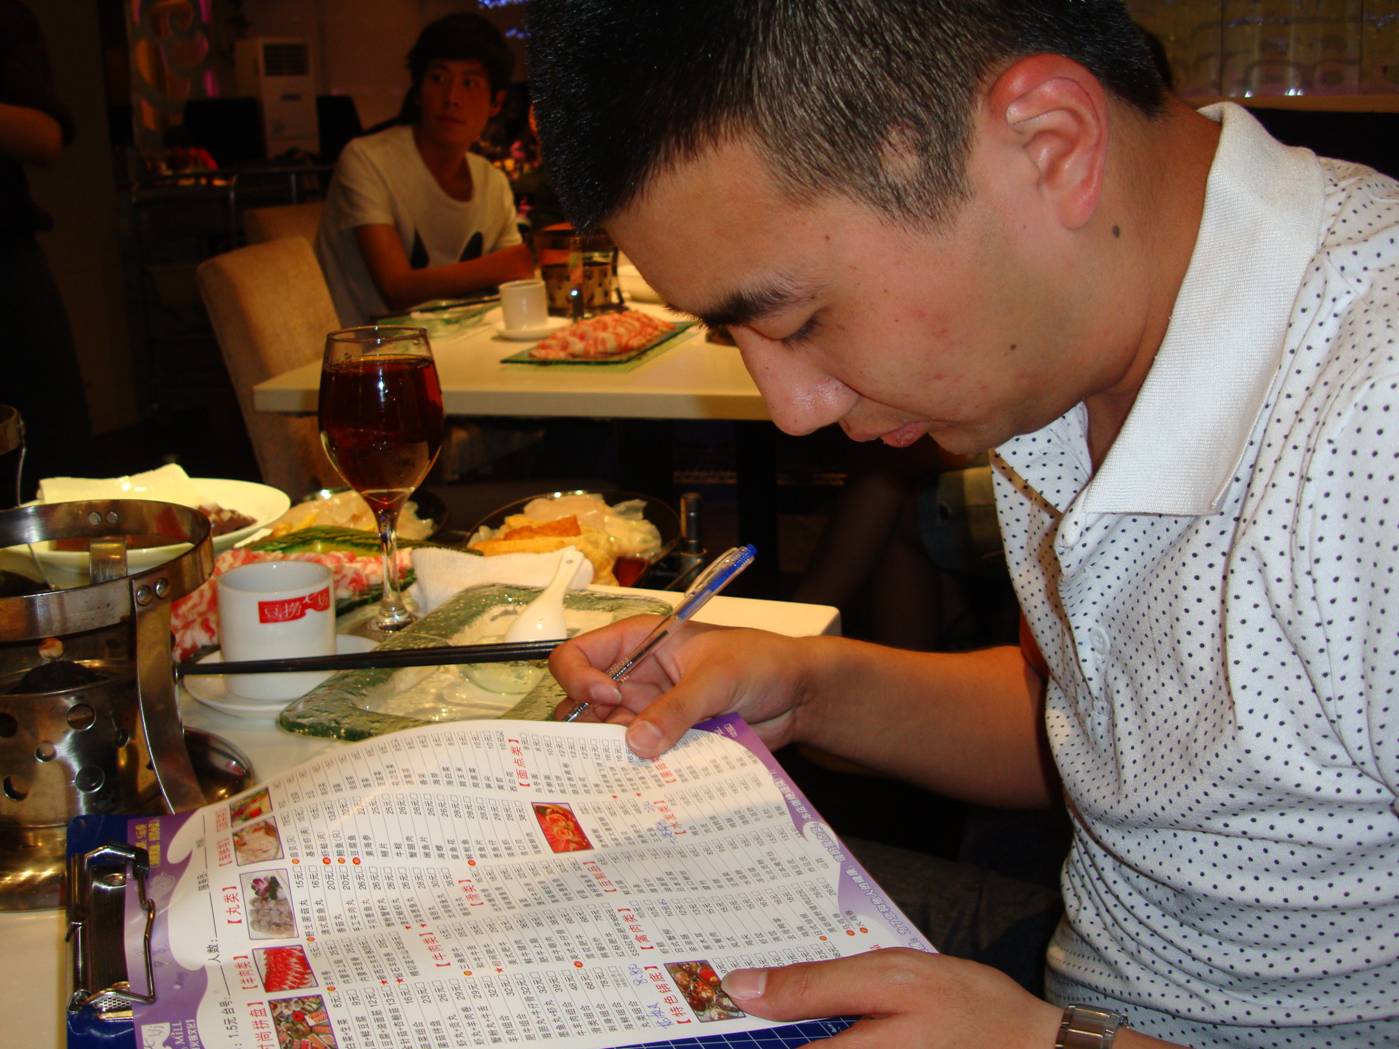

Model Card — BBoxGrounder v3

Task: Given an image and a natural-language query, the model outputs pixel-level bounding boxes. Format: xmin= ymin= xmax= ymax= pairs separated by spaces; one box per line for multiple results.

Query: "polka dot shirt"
xmin=992 ymin=104 xmax=1398 ymax=1046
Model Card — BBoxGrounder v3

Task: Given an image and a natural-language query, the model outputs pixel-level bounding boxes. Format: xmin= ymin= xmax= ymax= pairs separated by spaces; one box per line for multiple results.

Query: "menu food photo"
xmin=68 ymin=716 xmax=932 ymax=1049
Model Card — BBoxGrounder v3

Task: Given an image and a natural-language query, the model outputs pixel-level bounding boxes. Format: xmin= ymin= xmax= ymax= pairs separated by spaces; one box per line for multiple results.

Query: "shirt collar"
xmin=1004 ymin=103 xmax=1326 ymax=516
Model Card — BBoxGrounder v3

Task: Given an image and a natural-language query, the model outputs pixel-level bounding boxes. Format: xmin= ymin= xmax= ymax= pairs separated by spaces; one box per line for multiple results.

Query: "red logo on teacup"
xmin=258 ymin=587 xmax=331 ymax=624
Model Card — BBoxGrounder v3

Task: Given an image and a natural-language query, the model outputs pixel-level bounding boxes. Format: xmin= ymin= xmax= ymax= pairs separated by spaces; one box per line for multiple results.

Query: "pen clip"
xmin=673 ymin=544 xmax=755 ymax=621
xmin=565 ymin=543 xmax=757 ymax=719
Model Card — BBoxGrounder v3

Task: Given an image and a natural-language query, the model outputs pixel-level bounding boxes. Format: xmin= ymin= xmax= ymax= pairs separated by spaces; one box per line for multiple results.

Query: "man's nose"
xmin=732 ymin=330 xmax=855 ymax=436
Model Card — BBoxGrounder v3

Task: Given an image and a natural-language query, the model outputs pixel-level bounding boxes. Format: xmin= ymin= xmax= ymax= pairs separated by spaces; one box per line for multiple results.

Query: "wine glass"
xmin=318 ymin=326 xmax=444 ymax=635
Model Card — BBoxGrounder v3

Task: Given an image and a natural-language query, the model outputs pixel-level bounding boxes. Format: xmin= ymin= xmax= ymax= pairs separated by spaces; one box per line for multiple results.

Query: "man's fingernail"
xmin=588 ymin=682 xmax=621 ymax=706
xmin=721 ymin=969 xmax=766 ymax=1001
xmin=626 ymin=720 xmax=663 ymax=753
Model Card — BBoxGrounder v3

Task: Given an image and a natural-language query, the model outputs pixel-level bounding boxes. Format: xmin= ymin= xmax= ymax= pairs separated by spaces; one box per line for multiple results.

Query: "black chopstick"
xmin=175 ymin=639 xmax=562 ymax=679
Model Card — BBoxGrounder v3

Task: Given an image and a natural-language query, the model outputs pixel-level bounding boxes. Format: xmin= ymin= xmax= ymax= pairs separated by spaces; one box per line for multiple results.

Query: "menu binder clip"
xmin=67 ymin=840 xmax=156 ymax=1021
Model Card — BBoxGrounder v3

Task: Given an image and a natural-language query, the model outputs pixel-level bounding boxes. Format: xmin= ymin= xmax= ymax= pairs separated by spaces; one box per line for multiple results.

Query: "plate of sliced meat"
xmin=499 ymin=309 xmax=694 ymax=365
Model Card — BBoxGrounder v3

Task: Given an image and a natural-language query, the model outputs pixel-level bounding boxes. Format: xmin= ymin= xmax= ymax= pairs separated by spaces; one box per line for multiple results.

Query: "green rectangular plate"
xmin=278 ymin=583 xmax=670 ymax=741
xmin=499 ymin=320 xmax=695 ymax=369
xmin=378 ymin=302 xmax=494 ymax=342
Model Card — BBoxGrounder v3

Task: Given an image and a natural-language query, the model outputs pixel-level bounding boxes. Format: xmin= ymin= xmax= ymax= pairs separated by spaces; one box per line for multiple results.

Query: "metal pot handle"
xmin=130 ymin=583 xmax=205 ymax=812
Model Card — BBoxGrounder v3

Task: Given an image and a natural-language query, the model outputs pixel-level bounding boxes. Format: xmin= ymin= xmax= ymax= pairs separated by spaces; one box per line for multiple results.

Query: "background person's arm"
xmin=0 ymin=0 xmax=73 ymax=167
xmin=0 ymin=101 xmax=62 ymax=164
xmin=354 ymin=223 xmax=535 ymax=311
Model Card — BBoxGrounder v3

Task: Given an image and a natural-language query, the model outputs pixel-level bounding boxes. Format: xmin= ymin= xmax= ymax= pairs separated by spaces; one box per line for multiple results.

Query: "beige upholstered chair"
xmin=196 ymin=237 xmax=338 ymax=497
xmin=242 ymin=201 xmax=325 ymax=246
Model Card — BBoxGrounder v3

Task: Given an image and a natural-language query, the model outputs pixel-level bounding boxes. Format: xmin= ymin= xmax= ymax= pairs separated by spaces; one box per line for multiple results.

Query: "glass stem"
xmin=374 ymin=505 xmax=411 ymax=630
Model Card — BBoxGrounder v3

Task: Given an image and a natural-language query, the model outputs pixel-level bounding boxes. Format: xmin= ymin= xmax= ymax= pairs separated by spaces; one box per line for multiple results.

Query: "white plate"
xmin=494 ymin=315 xmax=570 ymax=341
xmin=30 ymin=478 xmax=291 ymax=587
xmin=182 ymin=634 xmax=377 ymax=717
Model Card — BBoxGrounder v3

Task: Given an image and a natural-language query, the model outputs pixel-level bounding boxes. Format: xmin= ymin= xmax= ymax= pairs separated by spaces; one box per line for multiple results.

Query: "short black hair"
xmin=399 ymin=11 xmax=513 ymax=123
xmin=528 ymin=0 xmax=1167 ymax=230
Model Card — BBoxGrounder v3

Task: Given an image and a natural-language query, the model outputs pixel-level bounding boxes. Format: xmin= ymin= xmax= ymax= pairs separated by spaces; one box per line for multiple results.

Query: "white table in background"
xmin=3 ymin=589 xmax=839 ymax=1049
xmin=252 ymin=303 xmax=766 ymax=423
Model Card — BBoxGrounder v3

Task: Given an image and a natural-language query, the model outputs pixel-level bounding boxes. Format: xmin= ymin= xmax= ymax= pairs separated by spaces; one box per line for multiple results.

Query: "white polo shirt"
xmin=993 ymin=104 xmax=1398 ymax=1046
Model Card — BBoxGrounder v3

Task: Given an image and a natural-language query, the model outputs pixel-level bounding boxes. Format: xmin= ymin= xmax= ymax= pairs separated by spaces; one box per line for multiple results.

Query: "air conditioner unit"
xmin=235 ymin=37 xmax=319 ymax=157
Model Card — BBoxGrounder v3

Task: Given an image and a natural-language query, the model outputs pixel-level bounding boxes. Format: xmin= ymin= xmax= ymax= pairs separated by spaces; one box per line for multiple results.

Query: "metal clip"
xmin=87 ymin=536 xmax=128 ymax=584
xmin=67 ymin=842 xmax=156 ymax=1019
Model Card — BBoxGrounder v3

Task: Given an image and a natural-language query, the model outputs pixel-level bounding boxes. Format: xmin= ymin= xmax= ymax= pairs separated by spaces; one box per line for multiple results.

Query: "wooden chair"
xmin=241 ymin=201 xmax=324 ymax=246
xmin=195 ymin=237 xmax=339 ymax=497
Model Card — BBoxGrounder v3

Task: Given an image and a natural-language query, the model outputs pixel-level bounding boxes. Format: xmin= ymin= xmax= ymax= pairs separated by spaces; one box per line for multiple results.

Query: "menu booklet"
xmin=67 ymin=715 xmax=932 ymax=1049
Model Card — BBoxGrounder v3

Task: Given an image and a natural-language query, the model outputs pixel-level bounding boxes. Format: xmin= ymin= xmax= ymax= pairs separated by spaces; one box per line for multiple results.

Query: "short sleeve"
xmin=326 ymin=138 xmax=397 ymax=231
xmin=1302 ymin=367 xmax=1399 ymax=802
xmin=0 ymin=1 xmax=76 ymax=144
xmin=484 ymin=165 xmax=523 ymax=250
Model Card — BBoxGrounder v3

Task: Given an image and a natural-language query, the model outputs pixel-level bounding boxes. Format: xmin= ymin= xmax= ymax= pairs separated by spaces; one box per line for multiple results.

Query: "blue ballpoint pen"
xmin=561 ymin=544 xmax=757 ymax=723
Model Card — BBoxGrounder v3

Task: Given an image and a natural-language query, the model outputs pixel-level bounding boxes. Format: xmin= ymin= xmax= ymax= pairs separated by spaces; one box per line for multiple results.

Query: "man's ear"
xmin=491 ymin=89 xmax=507 ymax=118
xmin=984 ymin=55 xmax=1109 ymax=231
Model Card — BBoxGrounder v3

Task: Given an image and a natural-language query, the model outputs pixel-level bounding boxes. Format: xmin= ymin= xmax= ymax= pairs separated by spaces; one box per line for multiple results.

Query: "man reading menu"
xmin=531 ymin=2 xmax=1399 ymax=1047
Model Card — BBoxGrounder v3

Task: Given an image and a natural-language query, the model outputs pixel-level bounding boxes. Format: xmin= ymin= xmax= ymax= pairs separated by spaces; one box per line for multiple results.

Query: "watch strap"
xmin=1055 ymin=1004 xmax=1129 ymax=1049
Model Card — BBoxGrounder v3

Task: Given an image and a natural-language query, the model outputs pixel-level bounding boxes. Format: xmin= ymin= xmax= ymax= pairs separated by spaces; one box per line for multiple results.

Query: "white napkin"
xmin=409 ymin=545 xmax=594 ymax=615
xmin=38 ymin=462 xmax=204 ymax=506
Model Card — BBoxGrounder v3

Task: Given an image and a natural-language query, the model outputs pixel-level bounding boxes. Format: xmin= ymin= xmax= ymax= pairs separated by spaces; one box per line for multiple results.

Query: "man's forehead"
xmin=605 ymin=141 xmax=888 ymax=327
xmin=426 ymin=58 xmax=487 ymax=75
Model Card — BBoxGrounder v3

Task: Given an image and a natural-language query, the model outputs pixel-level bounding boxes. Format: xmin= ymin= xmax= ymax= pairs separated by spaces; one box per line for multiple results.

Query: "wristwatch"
xmin=1055 ymin=1004 xmax=1130 ymax=1048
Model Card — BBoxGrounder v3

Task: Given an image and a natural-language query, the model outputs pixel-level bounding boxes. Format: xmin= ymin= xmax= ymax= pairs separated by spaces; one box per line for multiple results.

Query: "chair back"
xmin=196 ymin=237 xmax=337 ymax=497
xmin=242 ymin=201 xmax=324 ymax=246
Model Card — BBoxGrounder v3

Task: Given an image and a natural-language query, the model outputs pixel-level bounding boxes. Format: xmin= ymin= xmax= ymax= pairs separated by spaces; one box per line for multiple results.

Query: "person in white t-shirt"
xmin=315 ymin=12 xmax=534 ymax=325
xmin=530 ymin=2 xmax=1399 ymax=1047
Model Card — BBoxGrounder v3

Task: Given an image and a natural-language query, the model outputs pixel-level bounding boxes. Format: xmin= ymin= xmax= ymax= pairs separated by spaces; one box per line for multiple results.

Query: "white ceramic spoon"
xmin=504 ymin=547 xmax=585 ymax=643
xmin=466 ymin=548 xmax=584 ymax=696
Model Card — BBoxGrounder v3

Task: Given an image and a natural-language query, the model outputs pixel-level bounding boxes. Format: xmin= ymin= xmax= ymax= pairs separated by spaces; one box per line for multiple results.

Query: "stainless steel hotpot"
xmin=0 ymin=500 xmax=212 ymax=909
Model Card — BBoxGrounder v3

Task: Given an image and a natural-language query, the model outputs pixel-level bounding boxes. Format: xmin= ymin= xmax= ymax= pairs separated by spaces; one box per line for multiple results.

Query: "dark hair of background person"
xmin=396 ymin=11 xmax=513 ymax=125
xmin=528 ymin=0 xmax=1168 ymax=232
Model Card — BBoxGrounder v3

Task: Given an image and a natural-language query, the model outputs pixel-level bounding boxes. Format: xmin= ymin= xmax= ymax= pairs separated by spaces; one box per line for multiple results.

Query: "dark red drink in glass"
xmin=319 ymin=355 xmax=444 ymax=515
xmin=319 ymin=326 xmax=443 ymax=635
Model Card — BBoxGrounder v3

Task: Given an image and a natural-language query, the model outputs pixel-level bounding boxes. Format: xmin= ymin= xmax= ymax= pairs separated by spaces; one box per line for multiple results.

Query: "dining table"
xmin=1 ymin=585 xmax=839 ymax=1049
xmin=251 ymin=301 xmax=787 ymax=591
xmin=253 ymin=302 xmax=767 ymax=424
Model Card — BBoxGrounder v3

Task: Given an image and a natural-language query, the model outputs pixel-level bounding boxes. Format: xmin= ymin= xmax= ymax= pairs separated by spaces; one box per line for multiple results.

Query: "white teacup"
xmin=217 ymin=561 xmax=336 ymax=701
xmin=499 ymin=278 xmax=549 ymax=331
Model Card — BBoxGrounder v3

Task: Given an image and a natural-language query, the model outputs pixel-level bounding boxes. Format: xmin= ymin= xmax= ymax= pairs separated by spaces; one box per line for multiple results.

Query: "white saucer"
xmin=494 ymin=315 xmax=570 ymax=341
xmin=182 ymin=635 xmax=377 ymax=718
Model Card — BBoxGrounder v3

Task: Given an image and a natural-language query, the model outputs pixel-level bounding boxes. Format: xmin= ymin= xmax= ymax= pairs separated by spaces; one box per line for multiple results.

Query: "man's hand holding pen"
xmin=549 ymin=617 xmax=814 ymax=757
xmin=557 ymin=544 xmax=757 ymax=727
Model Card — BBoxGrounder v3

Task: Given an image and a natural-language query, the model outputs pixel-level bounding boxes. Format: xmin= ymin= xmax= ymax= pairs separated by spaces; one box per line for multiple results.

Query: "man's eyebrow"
xmin=680 ymin=276 xmax=821 ymax=331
